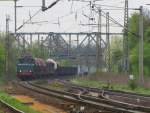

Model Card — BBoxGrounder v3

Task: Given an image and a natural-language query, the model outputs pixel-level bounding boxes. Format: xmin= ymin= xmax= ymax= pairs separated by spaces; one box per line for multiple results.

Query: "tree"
xmin=110 ymin=36 xmax=123 ymax=73
xmin=128 ymin=12 xmax=150 ymax=76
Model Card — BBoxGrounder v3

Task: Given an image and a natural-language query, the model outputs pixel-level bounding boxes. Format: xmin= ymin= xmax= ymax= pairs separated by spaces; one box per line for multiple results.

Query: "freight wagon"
xmin=55 ymin=66 xmax=78 ymax=76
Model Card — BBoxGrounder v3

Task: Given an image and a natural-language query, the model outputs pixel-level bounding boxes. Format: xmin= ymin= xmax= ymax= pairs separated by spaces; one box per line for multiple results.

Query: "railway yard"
xmin=1 ymin=0 xmax=150 ymax=113
xmin=0 ymin=77 xmax=150 ymax=113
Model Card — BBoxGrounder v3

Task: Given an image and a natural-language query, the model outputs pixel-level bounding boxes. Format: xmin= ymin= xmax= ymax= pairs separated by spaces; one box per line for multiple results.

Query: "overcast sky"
xmin=0 ymin=0 xmax=150 ymax=33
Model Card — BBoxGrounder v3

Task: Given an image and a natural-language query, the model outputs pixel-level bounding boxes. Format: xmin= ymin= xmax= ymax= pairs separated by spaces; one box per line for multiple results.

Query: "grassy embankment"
xmin=72 ymin=73 xmax=150 ymax=95
xmin=0 ymin=91 xmax=41 ymax=113
xmin=72 ymin=79 xmax=150 ymax=95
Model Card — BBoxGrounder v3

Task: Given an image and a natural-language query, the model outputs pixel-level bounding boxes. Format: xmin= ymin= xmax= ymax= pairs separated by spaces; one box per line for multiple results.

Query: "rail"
xmin=18 ymin=81 xmax=148 ymax=113
xmin=0 ymin=99 xmax=25 ymax=113
xmin=59 ymin=80 xmax=150 ymax=111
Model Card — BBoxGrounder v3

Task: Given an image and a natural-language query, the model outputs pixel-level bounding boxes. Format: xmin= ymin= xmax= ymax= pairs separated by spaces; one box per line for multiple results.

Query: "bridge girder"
xmin=12 ymin=32 xmax=123 ymax=71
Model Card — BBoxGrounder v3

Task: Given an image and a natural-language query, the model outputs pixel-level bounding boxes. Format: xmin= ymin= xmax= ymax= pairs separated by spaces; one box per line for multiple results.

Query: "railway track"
xmin=19 ymin=81 xmax=150 ymax=113
xmin=59 ymin=80 xmax=150 ymax=108
xmin=0 ymin=99 xmax=24 ymax=113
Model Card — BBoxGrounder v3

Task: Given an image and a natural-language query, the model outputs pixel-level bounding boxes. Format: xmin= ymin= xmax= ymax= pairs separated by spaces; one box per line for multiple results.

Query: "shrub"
xmin=128 ymin=80 xmax=137 ymax=90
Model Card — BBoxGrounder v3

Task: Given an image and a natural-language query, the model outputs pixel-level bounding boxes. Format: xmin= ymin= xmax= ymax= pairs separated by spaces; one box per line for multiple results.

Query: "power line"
xmin=95 ymin=4 xmax=140 ymax=10
xmin=93 ymin=7 xmax=140 ymax=38
xmin=0 ymin=5 xmax=41 ymax=7
xmin=17 ymin=9 xmax=42 ymax=31
xmin=95 ymin=4 xmax=125 ymax=9
xmin=79 ymin=23 xmax=121 ymax=27
xmin=15 ymin=4 xmax=89 ymax=32
xmin=42 ymin=0 xmax=60 ymax=11
xmin=41 ymin=4 xmax=89 ymax=25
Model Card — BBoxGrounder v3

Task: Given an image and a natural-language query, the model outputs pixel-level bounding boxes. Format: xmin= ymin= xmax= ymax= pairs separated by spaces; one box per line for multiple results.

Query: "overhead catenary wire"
xmin=60 ymin=1 xmax=126 ymax=31
xmin=43 ymin=0 xmax=139 ymax=30
xmin=94 ymin=6 xmax=140 ymax=38
xmin=0 ymin=5 xmax=42 ymax=8
xmin=94 ymin=4 xmax=140 ymax=10
xmin=42 ymin=4 xmax=89 ymax=25
xmin=13 ymin=0 xmax=141 ymax=35
xmin=16 ymin=9 xmax=42 ymax=31
xmin=38 ymin=1 xmax=130 ymax=32
xmin=79 ymin=23 xmax=121 ymax=27
xmin=0 ymin=0 xmax=144 ymax=34
xmin=16 ymin=3 xmax=89 ymax=32
xmin=42 ymin=0 xmax=60 ymax=11
xmin=95 ymin=4 xmax=125 ymax=9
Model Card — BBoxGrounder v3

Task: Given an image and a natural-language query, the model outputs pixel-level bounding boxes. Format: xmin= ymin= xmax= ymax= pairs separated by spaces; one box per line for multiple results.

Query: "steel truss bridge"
xmin=12 ymin=32 xmax=123 ymax=72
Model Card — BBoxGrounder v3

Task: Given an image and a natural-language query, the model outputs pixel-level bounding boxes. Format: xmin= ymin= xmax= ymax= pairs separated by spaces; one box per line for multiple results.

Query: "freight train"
xmin=16 ymin=53 xmax=77 ymax=80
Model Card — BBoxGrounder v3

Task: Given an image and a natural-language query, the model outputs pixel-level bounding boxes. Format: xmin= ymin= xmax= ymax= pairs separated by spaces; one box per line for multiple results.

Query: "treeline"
xmin=0 ymin=33 xmax=18 ymax=80
xmin=110 ymin=12 xmax=150 ymax=76
xmin=129 ymin=13 xmax=150 ymax=76
xmin=0 ymin=33 xmax=5 ymax=79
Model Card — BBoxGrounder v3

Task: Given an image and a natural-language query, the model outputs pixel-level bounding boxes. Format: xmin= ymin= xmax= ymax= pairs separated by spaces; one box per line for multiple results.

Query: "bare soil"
xmin=12 ymin=95 xmax=66 ymax=113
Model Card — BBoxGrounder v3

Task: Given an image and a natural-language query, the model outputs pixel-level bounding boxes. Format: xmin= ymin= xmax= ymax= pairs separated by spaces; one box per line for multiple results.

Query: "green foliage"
xmin=95 ymin=68 xmax=102 ymax=74
xmin=144 ymin=27 xmax=150 ymax=41
xmin=0 ymin=33 xmax=19 ymax=81
xmin=0 ymin=34 xmax=5 ymax=80
xmin=130 ymin=45 xmax=138 ymax=75
xmin=72 ymin=79 xmax=150 ymax=95
xmin=0 ymin=43 xmax=5 ymax=76
xmin=110 ymin=36 xmax=123 ymax=73
xmin=128 ymin=79 xmax=137 ymax=90
xmin=58 ymin=59 xmax=71 ymax=66
xmin=128 ymin=13 xmax=139 ymax=49
xmin=26 ymin=41 xmax=44 ymax=58
xmin=49 ymin=81 xmax=64 ymax=90
xmin=110 ymin=13 xmax=150 ymax=75
xmin=128 ymin=12 xmax=150 ymax=76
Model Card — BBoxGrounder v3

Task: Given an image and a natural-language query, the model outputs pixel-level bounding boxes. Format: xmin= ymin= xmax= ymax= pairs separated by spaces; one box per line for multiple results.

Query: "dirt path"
xmin=12 ymin=95 xmax=66 ymax=113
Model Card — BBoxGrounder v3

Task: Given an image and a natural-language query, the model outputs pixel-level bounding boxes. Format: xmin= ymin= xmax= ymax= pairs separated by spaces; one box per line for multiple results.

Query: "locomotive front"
xmin=16 ymin=53 xmax=57 ymax=80
xmin=17 ymin=54 xmax=35 ymax=80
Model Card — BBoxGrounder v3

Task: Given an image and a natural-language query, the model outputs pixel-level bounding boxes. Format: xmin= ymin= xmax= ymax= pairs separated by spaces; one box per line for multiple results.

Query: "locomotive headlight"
xmin=29 ymin=70 xmax=32 ymax=72
xmin=20 ymin=70 xmax=22 ymax=72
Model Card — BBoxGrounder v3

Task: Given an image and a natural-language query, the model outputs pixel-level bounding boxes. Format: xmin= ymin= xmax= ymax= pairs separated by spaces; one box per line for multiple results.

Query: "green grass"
xmin=0 ymin=110 xmax=5 ymax=113
xmin=72 ymin=79 xmax=150 ymax=95
xmin=0 ymin=75 xmax=5 ymax=85
xmin=48 ymin=81 xmax=64 ymax=90
xmin=0 ymin=91 xmax=41 ymax=113
xmin=33 ymin=80 xmax=48 ymax=85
